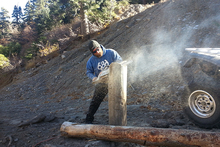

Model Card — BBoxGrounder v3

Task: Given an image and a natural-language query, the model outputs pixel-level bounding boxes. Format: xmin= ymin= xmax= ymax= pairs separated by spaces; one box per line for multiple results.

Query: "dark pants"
xmin=86 ymin=83 xmax=108 ymax=123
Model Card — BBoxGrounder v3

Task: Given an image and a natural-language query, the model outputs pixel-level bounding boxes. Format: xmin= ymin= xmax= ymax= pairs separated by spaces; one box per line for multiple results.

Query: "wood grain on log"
xmin=60 ymin=122 xmax=220 ymax=147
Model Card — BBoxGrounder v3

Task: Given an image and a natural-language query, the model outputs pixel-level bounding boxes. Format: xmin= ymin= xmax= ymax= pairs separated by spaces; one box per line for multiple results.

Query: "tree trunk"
xmin=80 ymin=2 xmax=89 ymax=36
xmin=60 ymin=122 xmax=220 ymax=147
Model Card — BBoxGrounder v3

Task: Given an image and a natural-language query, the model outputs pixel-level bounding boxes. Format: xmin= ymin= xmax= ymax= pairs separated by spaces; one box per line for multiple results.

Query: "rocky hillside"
xmin=1 ymin=0 xmax=220 ymax=146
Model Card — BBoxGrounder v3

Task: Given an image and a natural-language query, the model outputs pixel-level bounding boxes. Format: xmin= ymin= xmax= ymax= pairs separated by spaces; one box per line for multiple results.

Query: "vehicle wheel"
xmin=184 ymin=83 xmax=220 ymax=128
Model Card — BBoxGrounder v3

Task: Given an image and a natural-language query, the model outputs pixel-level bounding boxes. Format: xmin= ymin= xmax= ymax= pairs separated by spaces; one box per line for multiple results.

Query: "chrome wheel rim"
xmin=188 ymin=90 xmax=216 ymax=118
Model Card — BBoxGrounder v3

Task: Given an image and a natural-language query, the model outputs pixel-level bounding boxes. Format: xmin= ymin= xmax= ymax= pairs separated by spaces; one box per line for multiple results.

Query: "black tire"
xmin=184 ymin=82 xmax=220 ymax=128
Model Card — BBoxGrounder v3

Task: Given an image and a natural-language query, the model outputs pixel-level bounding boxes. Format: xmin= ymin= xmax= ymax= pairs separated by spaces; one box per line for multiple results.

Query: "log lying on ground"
xmin=60 ymin=122 xmax=220 ymax=147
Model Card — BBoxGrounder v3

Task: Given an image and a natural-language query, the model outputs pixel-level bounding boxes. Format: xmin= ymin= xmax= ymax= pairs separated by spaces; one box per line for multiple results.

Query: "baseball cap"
xmin=88 ymin=40 xmax=101 ymax=52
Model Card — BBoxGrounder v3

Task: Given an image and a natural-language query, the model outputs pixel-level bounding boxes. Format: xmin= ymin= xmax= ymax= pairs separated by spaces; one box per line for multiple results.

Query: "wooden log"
xmin=60 ymin=122 xmax=220 ymax=147
xmin=108 ymin=62 xmax=127 ymax=126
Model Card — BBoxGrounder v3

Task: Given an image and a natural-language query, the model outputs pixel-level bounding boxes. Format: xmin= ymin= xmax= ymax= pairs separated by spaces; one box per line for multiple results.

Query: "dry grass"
xmin=45 ymin=17 xmax=81 ymax=41
xmin=25 ymin=51 xmax=60 ymax=70
xmin=25 ymin=60 xmax=37 ymax=70
xmin=0 ymin=69 xmax=16 ymax=89
xmin=39 ymin=43 xmax=59 ymax=57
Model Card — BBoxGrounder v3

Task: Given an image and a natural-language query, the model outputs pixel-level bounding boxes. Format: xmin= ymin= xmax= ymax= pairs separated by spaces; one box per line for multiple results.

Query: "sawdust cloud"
xmin=129 ymin=29 xmax=192 ymax=83
xmin=128 ymin=1 xmax=220 ymax=83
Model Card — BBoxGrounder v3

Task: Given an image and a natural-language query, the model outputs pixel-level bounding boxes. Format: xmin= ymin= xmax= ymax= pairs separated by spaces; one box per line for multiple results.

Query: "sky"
xmin=1 ymin=0 xmax=29 ymax=20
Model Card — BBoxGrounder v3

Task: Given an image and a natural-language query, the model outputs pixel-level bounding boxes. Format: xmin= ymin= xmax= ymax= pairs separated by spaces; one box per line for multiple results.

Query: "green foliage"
xmin=38 ymin=36 xmax=47 ymax=44
xmin=87 ymin=0 xmax=116 ymax=25
xmin=24 ymin=53 xmax=33 ymax=59
xmin=12 ymin=5 xmax=23 ymax=25
xmin=22 ymin=0 xmax=131 ymax=35
xmin=23 ymin=1 xmax=35 ymax=24
xmin=0 ymin=54 xmax=10 ymax=69
xmin=39 ymin=42 xmax=59 ymax=57
xmin=0 ymin=42 xmax=21 ymax=57
xmin=129 ymin=0 xmax=143 ymax=4
xmin=3 ymin=0 xmax=134 ymax=60
xmin=86 ymin=0 xmax=130 ymax=26
xmin=118 ymin=0 xmax=130 ymax=6
xmin=1 ymin=0 xmax=134 ymax=60
xmin=0 ymin=7 xmax=10 ymax=38
xmin=59 ymin=0 xmax=79 ymax=24
xmin=23 ymin=43 xmax=38 ymax=59
xmin=23 ymin=0 xmax=50 ymax=34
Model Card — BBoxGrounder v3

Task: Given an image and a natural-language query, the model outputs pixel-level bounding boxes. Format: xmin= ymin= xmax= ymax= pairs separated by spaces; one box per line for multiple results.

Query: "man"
xmin=85 ymin=40 xmax=122 ymax=124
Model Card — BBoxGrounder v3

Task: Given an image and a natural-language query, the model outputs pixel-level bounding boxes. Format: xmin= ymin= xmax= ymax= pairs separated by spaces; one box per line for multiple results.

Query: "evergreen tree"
xmin=35 ymin=0 xmax=52 ymax=34
xmin=48 ymin=0 xmax=64 ymax=25
xmin=58 ymin=0 xmax=79 ymax=24
xmin=0 ymin=7 xmax=10 ymax=38
xmin=86 ymin=0 xmax=119 ymax=26
xmin=12 ymin=5 xmax=23 ymax=25
xmin=23 ymin=1 xmax=35 ymax=25
xmin=23 ymin=0 xmax=50 ymax=34
xmin=23 ymin=0 xmax=129 ymax=36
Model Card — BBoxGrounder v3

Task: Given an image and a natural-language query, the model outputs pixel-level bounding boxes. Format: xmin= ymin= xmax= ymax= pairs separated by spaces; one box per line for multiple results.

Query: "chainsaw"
xmin=92 ymin=68 xmax=109 ymax=84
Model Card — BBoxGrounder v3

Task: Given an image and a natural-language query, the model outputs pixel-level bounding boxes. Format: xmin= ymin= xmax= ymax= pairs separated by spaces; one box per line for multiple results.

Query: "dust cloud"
xmin=127 ymin=0 xmax=220 ymax=83
xmin=128 ymin=28 xmax=193 ymax=83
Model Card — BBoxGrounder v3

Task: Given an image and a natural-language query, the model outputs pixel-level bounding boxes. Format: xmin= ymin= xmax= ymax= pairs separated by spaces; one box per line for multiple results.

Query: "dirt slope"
xmin=1 ymin=0 xmax=220 ymax=146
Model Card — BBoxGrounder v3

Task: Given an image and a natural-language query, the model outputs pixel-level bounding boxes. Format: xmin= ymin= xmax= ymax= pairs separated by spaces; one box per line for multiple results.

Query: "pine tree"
xmin=23 ymin=0 xmax=50 ymax=34
xmin=58 ymin=0 xmax=79 ymax=24
xmin=34 ymin=0 xmax=51 ymax=34
xmin=0 ymin=7 xmax=10 ymax=38
xmin=23 ymin=1 xmax=35 ymax=24
xmin=12 ymin=5 xmax=23 ymax=26
xmin=49 ymin=0 xmax=63 ymax=25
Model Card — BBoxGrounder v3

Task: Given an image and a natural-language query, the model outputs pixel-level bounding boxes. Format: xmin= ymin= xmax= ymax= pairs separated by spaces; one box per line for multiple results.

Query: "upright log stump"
xmin=108 ymin=61 xmax=128 ymax=126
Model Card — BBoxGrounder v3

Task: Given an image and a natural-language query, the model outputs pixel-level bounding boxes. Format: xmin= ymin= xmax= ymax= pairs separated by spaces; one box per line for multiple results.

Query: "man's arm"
xmin=87 ymin=66 xmax=98 ymax=82
xmin=86 ymin=60 xmax=96 ymax=80
xmin=113 ymin=50 xmax=122 ymax=62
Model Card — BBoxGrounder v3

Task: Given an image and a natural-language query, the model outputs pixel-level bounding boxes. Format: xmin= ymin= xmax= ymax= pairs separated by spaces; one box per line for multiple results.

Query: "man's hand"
xmin=92 ymin=77 xmax=98 ymax=82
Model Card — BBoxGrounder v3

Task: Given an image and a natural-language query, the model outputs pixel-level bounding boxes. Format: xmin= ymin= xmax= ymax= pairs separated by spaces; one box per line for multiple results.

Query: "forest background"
xmin=0 ymin=0 xmax=157 ymax=71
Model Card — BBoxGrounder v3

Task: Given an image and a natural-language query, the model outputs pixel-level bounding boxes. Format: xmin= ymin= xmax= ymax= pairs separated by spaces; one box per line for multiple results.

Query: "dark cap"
xmin=88 ymin=40 xmax=101 ymax=52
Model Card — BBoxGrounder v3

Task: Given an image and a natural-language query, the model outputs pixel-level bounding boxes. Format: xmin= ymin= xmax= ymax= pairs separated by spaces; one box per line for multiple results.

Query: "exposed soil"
xmin=1 ymin=0 xmax=220 ymax=147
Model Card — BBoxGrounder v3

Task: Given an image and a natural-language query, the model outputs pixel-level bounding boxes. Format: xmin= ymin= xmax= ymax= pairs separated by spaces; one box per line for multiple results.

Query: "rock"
xmin=151 ymin=119 xmax=170 ymax=128
xmin=68 ymin=116 xmax=79 ymax=122
xmin=9 ymin=120 xmax=22 ymax=125
xmin=18 ymin=114 xmax=46 ymax=127
xmin=14 ymin=138 xmax=19 ymax=142
xmin=85 ymin=140 xmax=110 ymax=147
xmin=44 ymin=144 xmax=56 ymax=147
xmin=61 ymin=54 xmax=66 ymax=59
xmin=44 ymin=114 xmax=56 ymax=122
xmin=174 ymin=119 xmax=186 ymax=126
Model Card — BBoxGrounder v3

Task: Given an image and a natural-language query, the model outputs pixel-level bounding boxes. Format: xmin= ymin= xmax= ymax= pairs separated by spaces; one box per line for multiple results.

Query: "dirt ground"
xmin=1 ymin=0 xmax=220 ymax=147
